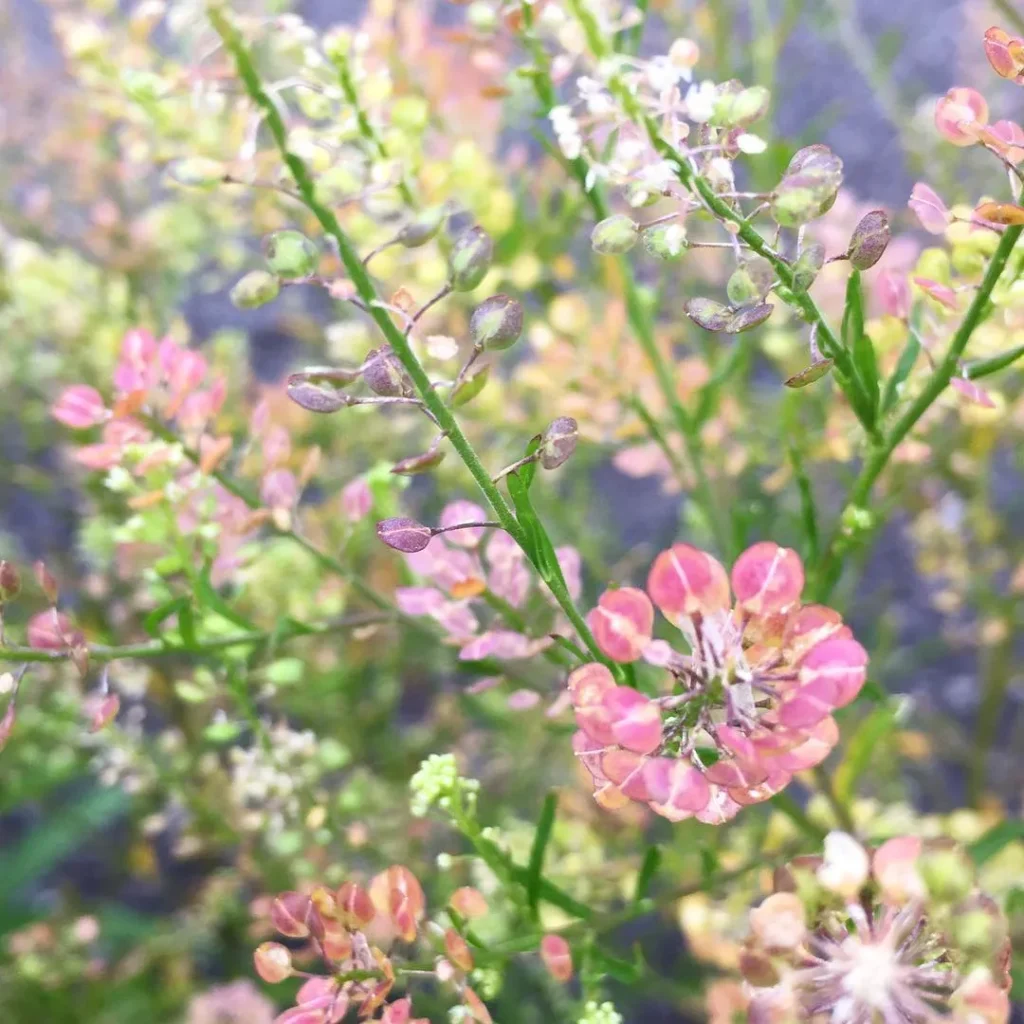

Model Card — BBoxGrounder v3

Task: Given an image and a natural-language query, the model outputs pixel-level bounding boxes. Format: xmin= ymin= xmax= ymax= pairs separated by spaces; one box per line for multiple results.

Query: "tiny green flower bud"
xmin=840 ymin=504 xmax=874 ymax=534
xmin=264 ymin=230 xmax=319 ymax=280
xmin=685 ymin=297 xmax=732 ymax=332
xmin=919 ymin=846 xmax=974 ymax=905
xmin=377 ymin=517 xmax=433 ymax=553
xmin=397 ymin=205 xmax=446 ymax=248
xmin=792 ymin=243 xmax=826 ymax=292
xmin=364 ymin=347 xmax=415 ymax=398
xmin=540 ymin=417 xmax=578 ymax=470
xmin=167 ymin=157 xmax=226 ymax=188
xmin=727 ymin=267 xmax=759 ymax=305
xmin=391 ymin=449 xmax=446 ymax=475
xmin=847 ymin=209 xmax=891 ymax=270
xmin=713 ymin=84 xmax=770 ymax=127
xmin=0 ymin=562 xmax=20 ymax=603
xmin=450 ymin=226 xmax=494 ymax=291
xmin=591 ymin=215 xmax=639 ymax=255
xmin=470 ymin=294 xmax=524 ymax=350
xmin=642 ymin=222 xmax=688 ymax=260
xmin=230 ymin=271 xmax=281 ymax=310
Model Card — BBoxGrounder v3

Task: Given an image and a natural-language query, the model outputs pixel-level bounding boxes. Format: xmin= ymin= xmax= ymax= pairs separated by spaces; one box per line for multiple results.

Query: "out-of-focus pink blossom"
xmin=51 ymin=386 xmax=107 ymax=429
xmin=341 ymin=478 xmax=373 ymax=522
xmin=908 ymin=182 xmax=951 ymax=234
xmin=570 ymin=542 xmax=865 ymax=823
xmin=934 ymin=87 xmax=988 ymax=146
xmin=874 ymin=269 xmax=910 ymax=318
xmin=913 ymin=277 xmax=959 ymax=311
xmin=187 ymin=980 xmax=275 ymax=1024
xmin=950 ymin=377 xmax=996 ymax=408
xmin=984 ymin=27 xmax=1024 ymax=84
xmin=438 ymin=501 xmax=488 ymax=547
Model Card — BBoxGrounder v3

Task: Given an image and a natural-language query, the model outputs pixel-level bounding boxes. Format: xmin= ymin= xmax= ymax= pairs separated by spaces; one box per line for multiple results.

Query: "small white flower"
xmin=737 ymin=132 xmax=767 ymax=154
xmin=684 ymin=80 xmax=718 ymax=123
xmin=818 ymin=830 xmax=871 ymax=898
xmin=645 ymin=56 xmax=681 ymax=94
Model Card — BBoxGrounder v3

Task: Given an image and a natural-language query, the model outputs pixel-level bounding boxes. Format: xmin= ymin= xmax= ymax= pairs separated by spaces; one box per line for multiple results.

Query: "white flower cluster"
xmin=409 ymin=752 xmax=479 ymax=818
xmin=229 ymin=722 xmax=320 ymax=832
xmin=550 ymin=106 xmax=583 ymax=161
xmin=577 ymin=1000 xmax=623 ymax=1024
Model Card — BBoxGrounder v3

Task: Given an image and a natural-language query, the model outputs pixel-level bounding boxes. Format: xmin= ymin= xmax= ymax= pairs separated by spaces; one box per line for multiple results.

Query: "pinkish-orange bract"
xmin=569 ymin=542 xmax=866 ymax=823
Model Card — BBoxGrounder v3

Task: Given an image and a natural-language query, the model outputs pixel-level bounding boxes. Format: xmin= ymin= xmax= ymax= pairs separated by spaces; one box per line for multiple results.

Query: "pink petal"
xmin=341 ymin=478 xmax=373 ymax=522
xmin=600 ymin=748 xmax=652 ymax=800
xmin=52 ymin=385 xmax=107 ymax=429
xmin=439 ymin=500 xmax=489 ymax=547
xmin=587 ymin=587 xmax=654 ymax=663
xmin=731 ymin=541 xmax=804 ymax=615
xmin=913 ymin=277 xmax=958 ymax=310
xmin=555 ymin=546 xmax=582 ymax=601
xmin=646 ymin=543 xmax=730 ymax=622
xmin=950 ymin=377 xmax=996 ymax=408
xmin=643 ymin=757 xmax=710 ymax=816
xmin=908 ymin=182 xmax=950 ymax=235
xmin=261 ymin=468 xmax=298 ymax=510
xmin=799 ymin=634 xmax=868 ymax=707
xmin=459 ymin=629 xmax=534 ymax=661
xmin=603 ymin=685 xmax=662 ymax=754
xmin=395 ymin=587 xmax=446 ymax=616
xmin=934 ymin=87 xmax=989 ymax=146
xmin=874 ymin=269 xmax=910 ymax=319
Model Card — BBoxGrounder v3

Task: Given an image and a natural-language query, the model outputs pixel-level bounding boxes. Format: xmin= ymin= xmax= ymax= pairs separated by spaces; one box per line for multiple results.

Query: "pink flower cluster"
xmin=395 ymin=501 xmax=581 ymax=663
xmin=570 ymin=541 xmax=867 ymax=824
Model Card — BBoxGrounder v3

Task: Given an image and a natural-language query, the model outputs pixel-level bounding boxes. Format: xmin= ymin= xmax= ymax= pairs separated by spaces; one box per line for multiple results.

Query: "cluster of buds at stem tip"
xmin=740 ymin=832 xmax=1012 ymax=1023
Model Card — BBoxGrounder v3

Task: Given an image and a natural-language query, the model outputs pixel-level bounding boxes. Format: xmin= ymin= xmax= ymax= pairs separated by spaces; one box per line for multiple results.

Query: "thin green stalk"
xmin=0 ymin=613 xmax=388 ymax=665
xmin=209 ymin=5 xmax=608 ymax=669
xmin=814 ymin=225 xmax=1023 ymax=598
xmin=520 ymin=3 xmax=732 ymax=557
xmin=333 ymin=56 xmax=418 ymax=209
xmin=993 ymin=0 xmax=1024 ymax=35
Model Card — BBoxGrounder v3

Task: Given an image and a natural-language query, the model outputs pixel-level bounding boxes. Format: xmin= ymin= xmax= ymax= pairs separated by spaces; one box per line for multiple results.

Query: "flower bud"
xmin=397 ymin=205 xmax=446 ymax=248
xmin=286 ymin=369 xmax=361 ymax=413
xmin=918 ymin=845 xmax=974 ymax=905
xmin=951 ymin=905 xmax=1006 ymax=960
xmin=540 ymin=934 xmax=573 ymax=982
xmin=642 ymin=222 xmax=688 ymax=260
xmin=88 ymin=693 xmax=119 ymax=731
xmin=264 ymin=230 xmax=319 ymax=280
xmin=377 ymin=517 xmax=433 ymax=553
xmin=391 ymin=449 xmax=446 ymax=475
xmin=816 ymin=831 xmax=869 ymax=898
xmin=167 ymin=158 xmax=226 ymax=188
xmin=337 ymin=881 xmax=376 ymax=929
xmin=470 ymin=295 xmax=524 ymax=350
xmin=540 ymin=417 xmax=578 ymax=470
xmin=685 ymin=297 xmax=732 ymax=332
xmin=749 ymin=892 xmax=806 ymax=952
xmin=230 ymin=271 xmax=281 ymax=310
xmin=270 ymin=891 xmax=312 ymax=938
xmin=444 ymin=928 xmax=474 ymax=972
xmin=792 ymin=243 xmax=825 ymax=292
xmin=0 ymin=562 xmax=21 ymax=603
xmin=449 ymin=887 xmax=489 ymax=919
xmin=34 ymin=561 xmax=59 ymax=605
xmin=450 ymin=226 xmax=493 ymax=291
xmin=591 ymin=214 xmax=639 ymax=255
xmin=363 ymin=347 xmax=415 ymax=398
xmin=254 ymin=941 xmax=293 ymax=984
xmin=846 ymin=210 xmax=891 ymax=270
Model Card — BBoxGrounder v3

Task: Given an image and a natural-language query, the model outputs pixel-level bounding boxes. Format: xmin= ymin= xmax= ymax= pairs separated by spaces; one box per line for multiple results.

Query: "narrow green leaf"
xmin=177 ymin=601 xmax=198 ymax=649
xmin=966 ymin=342 xmax=1024 ymax=381
xmin=195 ymin=565 xmax=257 ymax=631
xmin=970 ymin=820 xmax=1024 ymax=865
xmin=880 ymin=324 xmax=922 ymax=416
xmin=844 ymin=270 xmax=879 ymax=421
xmin=788 ymin=443 xmax=819 ymax=564
xmin=526 ymin=792 xmax=558 ymax=918
xmin=143 ymin=596 xmax=189 ymax=638
xmin=521 ymin=434 xmax=542 ymax=492
xmin=833 ymin=700 xmax=903 ymax=804
xmin=633 ymin=845 xmax=661 ymax=905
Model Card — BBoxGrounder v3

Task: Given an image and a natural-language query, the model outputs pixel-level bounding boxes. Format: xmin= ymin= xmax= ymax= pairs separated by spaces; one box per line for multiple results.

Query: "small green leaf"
xmin=204 ymin=719 xmax=243 ymax=744
xmin=833 ymin=700 xmax=903 ymax=804
xmin=520 ymin=434 xmax=542 ymax=491
xmin=178 ymin=602 xmax=198 ymax=648
xmin=880 ymin=325 xmax=921 ymax=415
xmin=143 ymin=596 xmax=189 ymax=638
xmin=633 ymin=845 xmax=661 ymax=905
xmin=843 ymin=270 xmax=879 ymax=422
xmin=195 ymin=565 xmax=256 ymax=631
xmin=526 ymin=792 xmax=558 ymax=919
xmin=966 ymin=342 xmax=1024 ymax=381
xmin=789 ymin=443 xmax=819 ymax=564
xmin=970 ymin=820 xmax=1024 ymax=865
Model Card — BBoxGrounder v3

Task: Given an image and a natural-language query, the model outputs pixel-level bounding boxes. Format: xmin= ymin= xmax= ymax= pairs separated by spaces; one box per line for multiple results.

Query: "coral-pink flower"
xmin=934 ymin=87 xmax=988 ymax=147
xmin=569 ymin=541 xmax=866 ymax=823
xmin=51 ymin=385 xmax=108 ymax=430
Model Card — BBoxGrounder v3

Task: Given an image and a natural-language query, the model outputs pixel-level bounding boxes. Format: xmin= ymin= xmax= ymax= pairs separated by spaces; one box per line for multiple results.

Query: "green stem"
xmin=814 ymin=225 xmax=1023 ymax=598
xmin=520 ymin=3 xmax=732 ymax=557
xmin=0 ymin=613 xmax=388 ymax=665
xmin=209 ymin=5 xmax=608 ymax=668
xmin=333 ymin=54 xmax=418 ymax=209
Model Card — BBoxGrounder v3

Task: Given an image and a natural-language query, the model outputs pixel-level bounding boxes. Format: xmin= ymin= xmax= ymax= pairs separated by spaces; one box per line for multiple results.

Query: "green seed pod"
xmin=397 ymin=206 xmax=446 ymax=248
xmin=450 ymin=226 xmax=494 ymax=291
xmin=642 ymin=223 xmax=688 ymax=260
xmin=771 ymin=145 xmax=844 ymax=227
xmin=451 ymin=365 xmax=490 ymax=407
xmin=230 ymin=271 xmax=281 ymax=310
xmin=847 ymin=209 xmax=891 ymax=270
xmin=725 ymin=302 xmax=774 ymax=333
xmin=685 ymin=297 xmax=732 ymax=332
xmin=540 ymin=417 xmax=578 ymax=470
xmin=264 ymin=230 xmax=319 ymax=280
xmin=364 ymin=347 xmax=415 ymax=398
xmin=470 ymin=294 xmax=524 ymax=350
xmin=792 ymin=243 xmax=826 ymax=292
xmin=591 ymin=214 xmax=639 ymax=255
xmin=726 ymin=257 xmax=774 ymax=305
xmin=391 ymin=449 xmax=446 ymax=475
